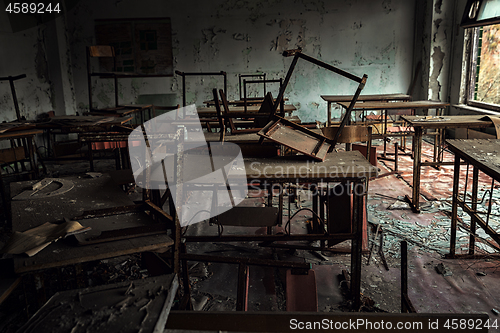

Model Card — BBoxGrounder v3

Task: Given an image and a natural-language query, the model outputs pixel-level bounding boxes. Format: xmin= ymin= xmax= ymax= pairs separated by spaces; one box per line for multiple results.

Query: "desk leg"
xmin=327 ymin=102 xmax=331 ymax=127
xmin=350 ymin=180 xmax=363 ymax=310
xmin=469 ymin=167 xmax=479 ymax=255
xmin=406 ymin=127 xmax=422 ymax=213
xmin=88 ymin=142 xmax=94 ymax=172
xmin=450 ymin=155 xmax=461 ymax=256
xmin=26 ymin=137 xmax=37 ymax=179
xmin=383 ymin=110 xmax=388 ymax=158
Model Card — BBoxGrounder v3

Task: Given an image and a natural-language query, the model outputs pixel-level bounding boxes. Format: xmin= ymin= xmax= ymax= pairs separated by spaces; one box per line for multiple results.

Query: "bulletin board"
xmin=95 ymin=17 xmax=173 ymax=76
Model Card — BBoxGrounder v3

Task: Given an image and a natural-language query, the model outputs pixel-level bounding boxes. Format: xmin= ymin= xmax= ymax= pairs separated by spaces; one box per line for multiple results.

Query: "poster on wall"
xmin=95 ymin=17 xmax=173 ymax=76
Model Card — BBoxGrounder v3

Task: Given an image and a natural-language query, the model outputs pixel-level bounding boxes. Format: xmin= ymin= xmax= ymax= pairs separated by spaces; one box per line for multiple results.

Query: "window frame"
xmin=465 ymin=24 xmax=500 ymax=112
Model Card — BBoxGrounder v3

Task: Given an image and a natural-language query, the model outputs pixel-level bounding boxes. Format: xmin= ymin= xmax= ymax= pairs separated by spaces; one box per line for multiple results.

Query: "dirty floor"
xmin=1 ymin=138 xmax=500 ymax=332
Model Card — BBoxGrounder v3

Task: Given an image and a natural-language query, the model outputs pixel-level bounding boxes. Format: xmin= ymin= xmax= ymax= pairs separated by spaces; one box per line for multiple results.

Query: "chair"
xmin=320 ymin=125 xmax=372 ymax=250
xmin=86 ymin=46 xmax=153 ymax=123
xmin=242 ymin=78 xmax=284 ymax=115
xmin=321 ymin=125 xmax=373 ymax=164
xmin=238 ymin=73 xmax=265 ymax=101
xmin=86 ymin=45 xmax=119 ymax=111
xmin=217 ymin=89 xmax=275 ymax=135
xmin=175 ymin=70 xmax=227 ymax=107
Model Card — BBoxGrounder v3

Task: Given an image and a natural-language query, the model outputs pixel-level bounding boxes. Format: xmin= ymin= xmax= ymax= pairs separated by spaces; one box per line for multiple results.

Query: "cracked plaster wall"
xmin=65 ymin=0 xmax=416 ymax=122
xmin=0 ymin=25 xmax=54 ymax=121
xmin=427 ymin=0 xmax=455 ymax=103
xmin=1 ymin=0 xmax=417 ymax=124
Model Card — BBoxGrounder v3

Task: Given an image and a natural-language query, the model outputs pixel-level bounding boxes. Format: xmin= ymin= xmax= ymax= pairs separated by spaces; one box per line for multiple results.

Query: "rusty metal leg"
xmin=312 ymin=184 xmax=319 ymax=232
xmin=319 ymin=188 xmax=326 ymax=237
xmin=394 ymin=142 xmax=399 ymax=172
xmin=278 ymin=183 xmax=284 ymax=227
xmin=88 ymin=142 xmax=94 ymax=172
xmin=114 ymin=148 xmax=121 ymax=170
xmin=433 ymin=129 xmax=439 ymax=164
xmin=383 ymin=110 xmax=388 ymax=158
xmin=350 ymin=180 xmax=363 ymax=310
xmin=179 ymin=242 xmax=193 ymax=310
xmin=327 ymin=101 xmax=332 ymax=127
xmin=236 ymin=263 xmax=249 ymax=311
xmin=469 ymin=167 xmax=479 ymax=255
xmin=26 ymin=137 xmax=37 ymax=178
xmin=406 ymin=127 xmax=422 ymax=213
xmin=401 ymin=241 xmax=415 ymax=312
xmin=450 ymin=154 xmax=461 ymax=256
xmin=401 ymin=240 xmax=408 ymax=312
xmin=267 ymin=182 xmax=273 ymax=234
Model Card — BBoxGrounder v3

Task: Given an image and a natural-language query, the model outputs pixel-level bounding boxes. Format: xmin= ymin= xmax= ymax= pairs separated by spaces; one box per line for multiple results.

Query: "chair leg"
xmin=236 ymin=263 xmax=249 ymax=311
xmin=179 ymin=242 xmax=193 ymax=310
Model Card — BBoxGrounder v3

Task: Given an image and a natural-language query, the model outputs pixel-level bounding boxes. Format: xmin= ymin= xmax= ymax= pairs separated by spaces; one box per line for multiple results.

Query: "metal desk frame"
xmin=401 ymin=115 xmax=493 ymax=213
xmin=446 ymin=139 xmax=500 ymax=258
xmin=182 ymin=151 xmax=377 ymax=309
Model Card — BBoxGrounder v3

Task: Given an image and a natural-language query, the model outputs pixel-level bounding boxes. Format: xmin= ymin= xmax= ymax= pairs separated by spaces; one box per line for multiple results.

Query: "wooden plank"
xmin=402 ymin=115 xmax=494 ymax=129
xmin=13 ymin=234 xmax=173 ymax=273
xmin=338 ymin=100 xmax=449 ymax=110
xmin=197 ymin=104 xmax=296 ymax=115
xmin=0 ymin=146 xmax=25 ymax=163
xmin=0 ymin=129 xmax=42 ymax=140
xmin=321 ymin=93 xmax=410 ymax=102
xmin=0 ymin=277 xmax=21 ymax=305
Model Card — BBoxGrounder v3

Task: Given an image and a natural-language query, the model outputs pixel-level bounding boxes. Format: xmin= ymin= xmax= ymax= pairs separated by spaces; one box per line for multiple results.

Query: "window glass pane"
xmin=478 ymin=0 xmax=500 ymax=20
xmin=474 ymin=24 xmax=500 ymax=104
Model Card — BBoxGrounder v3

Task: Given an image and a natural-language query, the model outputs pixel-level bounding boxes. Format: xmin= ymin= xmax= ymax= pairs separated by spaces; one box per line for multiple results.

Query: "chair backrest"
xmin=86 ymin=45 xmax=118 ymax=110
xmin=242 ymin=78 xmax=283 ymax=114
xmin=176 ymin=71 xmax=227 ymax=107
xmin=321 ymin=125 xmax=373 ymax=163
xmin=238 ymin=73 xmax=265 ymax=100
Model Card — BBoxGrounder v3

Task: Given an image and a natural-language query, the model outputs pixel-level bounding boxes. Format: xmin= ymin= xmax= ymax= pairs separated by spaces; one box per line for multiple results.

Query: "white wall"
xmin=1 ymin=0 xmax=417 ymax=123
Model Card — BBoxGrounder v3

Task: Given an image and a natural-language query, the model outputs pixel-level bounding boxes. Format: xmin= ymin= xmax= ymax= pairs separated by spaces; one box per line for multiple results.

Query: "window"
xmin=462 ymin=0 xmax=500 ymax=111
xmin=466 ymin=24 xmax=500 ymax=111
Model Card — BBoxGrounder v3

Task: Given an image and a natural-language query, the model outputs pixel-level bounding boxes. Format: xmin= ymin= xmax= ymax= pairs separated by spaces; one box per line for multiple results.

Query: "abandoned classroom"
xmin=0 ymin=0 xmax=500 ymax=332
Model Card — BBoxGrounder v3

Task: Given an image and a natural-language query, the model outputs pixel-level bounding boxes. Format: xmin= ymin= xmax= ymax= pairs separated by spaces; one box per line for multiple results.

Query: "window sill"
xmin=452 ymin=104 xmax=500 ymax=115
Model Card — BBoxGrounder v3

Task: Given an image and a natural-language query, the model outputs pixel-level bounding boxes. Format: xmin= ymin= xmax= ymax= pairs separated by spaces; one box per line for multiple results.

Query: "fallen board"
xmin=258 ymin=116 xmax=330 ymax=161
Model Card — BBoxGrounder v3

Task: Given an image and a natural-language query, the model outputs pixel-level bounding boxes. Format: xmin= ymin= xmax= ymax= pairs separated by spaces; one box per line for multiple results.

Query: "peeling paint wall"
xmin=427 ymin=0 xmax=454 ymax=103
xmin=415 ymin=0 xmax=461 ymax=115
xmin=64 ymin=0 xmax=416 ymax=122
xmin=0 ymin=26 xmax=54 ymax=121
xmin=1 ymin=0 xmax=417 ymax=124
